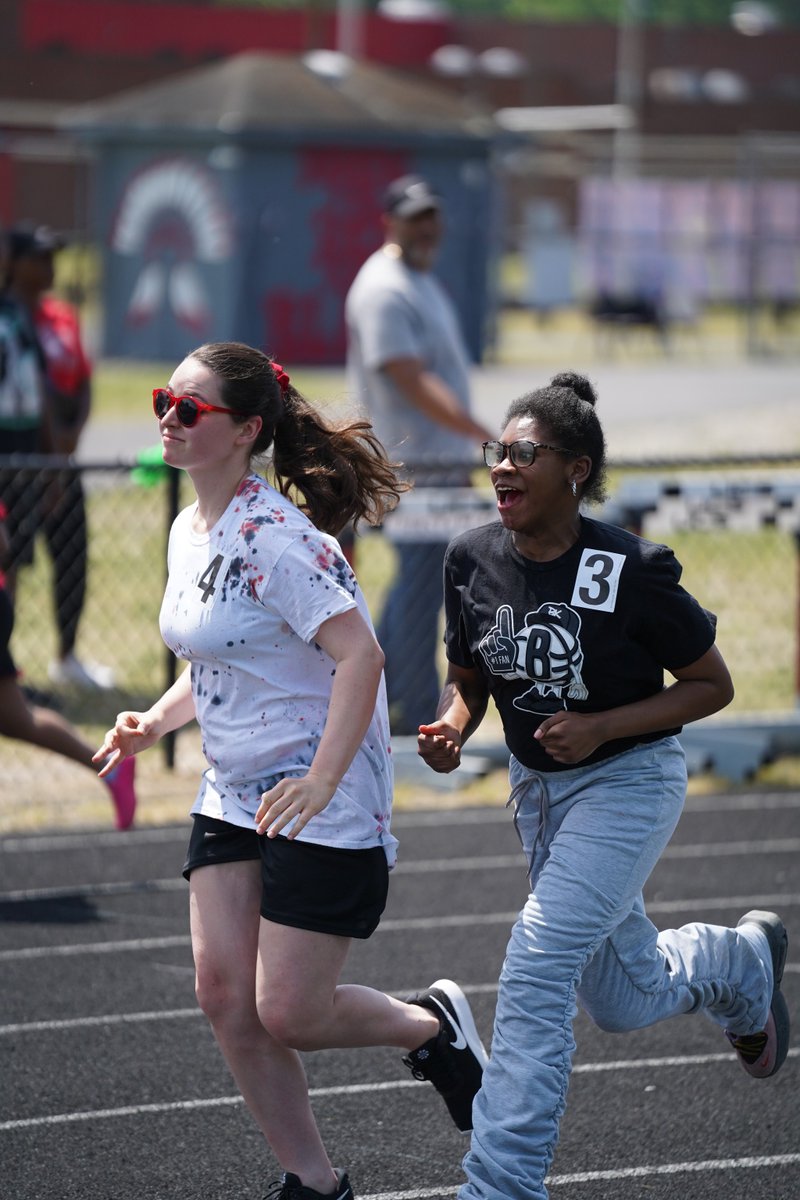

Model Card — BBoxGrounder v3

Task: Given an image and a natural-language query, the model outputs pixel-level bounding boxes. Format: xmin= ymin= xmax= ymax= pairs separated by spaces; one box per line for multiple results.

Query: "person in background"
xmin=94 ymin=342 xmax=487 ymax=1200
xmin=0 ymin=227 xmax=50 ymax=614
xmin=0 ymin=498 xmax=136 ymax=828
xmin=345 ymin=175 xmax=492 ymax=735
xmin=418 ymin=370 xmax=790 ymax=1200
xmin=4 ymin=223 xmax=113 ymax=689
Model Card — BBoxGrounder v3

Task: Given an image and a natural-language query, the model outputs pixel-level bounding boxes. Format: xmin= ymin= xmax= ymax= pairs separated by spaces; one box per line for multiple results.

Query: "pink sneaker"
xmin=104 ymin=757 xmax=137 ymax=831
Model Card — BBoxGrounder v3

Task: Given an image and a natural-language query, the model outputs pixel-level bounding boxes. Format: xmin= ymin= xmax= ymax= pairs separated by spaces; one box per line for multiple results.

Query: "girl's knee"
xmin=195 ymin=966 xmax=252 ymax=1028
xmin=256 ymin=997 xmax=308 ymax=1048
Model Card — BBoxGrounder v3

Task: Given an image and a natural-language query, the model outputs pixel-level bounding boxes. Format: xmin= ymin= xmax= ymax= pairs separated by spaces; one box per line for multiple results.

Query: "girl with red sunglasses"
xmin=94 ymin=342 xmax=488 ymax=1200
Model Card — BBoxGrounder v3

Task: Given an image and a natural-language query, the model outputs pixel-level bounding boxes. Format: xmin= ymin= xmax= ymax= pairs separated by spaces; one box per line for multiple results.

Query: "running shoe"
xmin=49 ymin=653 xmax=116 ymax=690
xmin=402 ymin=978 xmax=488 ymax=1132
xmin=263 ymin=1170 xmax=353 ymax=1200
xmin=104 ymin=756 xmax=137 ymax=831
xmin=725 ymin=909 xmax=790 ymax=1079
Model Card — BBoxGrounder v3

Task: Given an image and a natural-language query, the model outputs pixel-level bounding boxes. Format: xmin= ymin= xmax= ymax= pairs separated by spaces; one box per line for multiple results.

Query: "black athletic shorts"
xmin=183 ymin=813 xmax=389 ymax=939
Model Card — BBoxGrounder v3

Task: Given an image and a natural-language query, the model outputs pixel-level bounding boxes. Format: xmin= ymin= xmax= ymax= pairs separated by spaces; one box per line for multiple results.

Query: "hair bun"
xmin=550 ymin=371 xmax=597 ymax=407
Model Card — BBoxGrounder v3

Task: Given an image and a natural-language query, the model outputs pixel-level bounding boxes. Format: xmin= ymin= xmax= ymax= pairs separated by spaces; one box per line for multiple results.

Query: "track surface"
xmin=2 ymin=790 xmax=798 ymax=1199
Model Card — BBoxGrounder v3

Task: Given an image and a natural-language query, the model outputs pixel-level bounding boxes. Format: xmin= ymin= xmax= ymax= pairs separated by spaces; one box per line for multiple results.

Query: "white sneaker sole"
xmin=428 ymin=978 xmax=489 ymax=1067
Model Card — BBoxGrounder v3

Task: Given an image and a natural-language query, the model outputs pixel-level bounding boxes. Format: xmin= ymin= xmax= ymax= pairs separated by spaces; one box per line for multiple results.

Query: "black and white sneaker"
xmin=402 ymin=978 xmax=488 ymax=1133
xmin=263 ymin=1169 xmax=353 ymax=1200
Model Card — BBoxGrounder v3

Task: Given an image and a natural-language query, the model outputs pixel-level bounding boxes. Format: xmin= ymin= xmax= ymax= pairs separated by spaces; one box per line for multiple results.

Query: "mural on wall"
xmin=110 ymin=157 xmax=233 ymax=334
xmin=262 ymin=147 xmax=409 ymax=363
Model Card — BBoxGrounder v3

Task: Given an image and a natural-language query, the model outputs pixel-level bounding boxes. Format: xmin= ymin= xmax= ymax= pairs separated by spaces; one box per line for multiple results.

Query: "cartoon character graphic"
xmin=478 ymin=602 xmax=588 ymax=715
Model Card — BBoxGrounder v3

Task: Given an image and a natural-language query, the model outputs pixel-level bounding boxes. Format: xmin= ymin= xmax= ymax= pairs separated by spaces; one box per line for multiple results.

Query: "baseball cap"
xmin=382 ymin=175 xmax=441 ymax=219
xmin=7 ymin=223 xmax=67 ymax=261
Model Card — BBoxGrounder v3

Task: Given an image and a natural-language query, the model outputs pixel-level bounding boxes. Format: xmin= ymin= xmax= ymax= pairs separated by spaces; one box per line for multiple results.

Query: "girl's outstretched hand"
xmin=93 ymin=711 xmax=162 ymax=777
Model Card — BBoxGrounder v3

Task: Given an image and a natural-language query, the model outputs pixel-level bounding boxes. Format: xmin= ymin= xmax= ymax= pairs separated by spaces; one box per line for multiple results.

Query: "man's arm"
xmin=382 ymin=358 xmax=492 ymax=442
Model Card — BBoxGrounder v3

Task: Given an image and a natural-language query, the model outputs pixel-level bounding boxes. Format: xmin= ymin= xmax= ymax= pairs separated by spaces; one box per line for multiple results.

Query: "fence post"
xmin=162 ymin=466 xmax=181 ymax=770
xmin=795 ymin=529 xmax=800 ymax=709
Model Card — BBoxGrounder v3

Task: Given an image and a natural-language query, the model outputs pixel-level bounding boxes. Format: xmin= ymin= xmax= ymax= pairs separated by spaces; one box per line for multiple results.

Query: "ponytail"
xmin=188 ymin=342 xmax=408 ymax=535
xmin=271 ymin=386 xmax=408 ymax=535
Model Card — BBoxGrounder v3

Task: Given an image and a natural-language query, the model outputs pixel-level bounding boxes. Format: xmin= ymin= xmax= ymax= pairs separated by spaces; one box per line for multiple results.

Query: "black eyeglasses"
xmin=482 ymin=440 xmax=574 ymax=468
xmin=152 ymin=388 xmax=247 ymax=428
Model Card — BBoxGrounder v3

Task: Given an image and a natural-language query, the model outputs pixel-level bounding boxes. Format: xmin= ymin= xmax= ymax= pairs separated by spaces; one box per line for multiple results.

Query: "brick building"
xmin=3 ymin=0 xmax=800 ymax=231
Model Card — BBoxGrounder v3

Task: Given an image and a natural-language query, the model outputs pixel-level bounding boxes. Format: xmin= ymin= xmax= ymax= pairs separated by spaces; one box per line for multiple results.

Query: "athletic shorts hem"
xmin=183 ymin=814 xmax=388 ymax=940
xmin=258 ymin=908 xmax=381 ymax=940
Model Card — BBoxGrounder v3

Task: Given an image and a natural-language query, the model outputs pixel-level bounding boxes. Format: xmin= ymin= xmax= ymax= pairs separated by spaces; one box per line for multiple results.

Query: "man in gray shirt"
xmin=345 ymin=175 xmax=491 ymax=734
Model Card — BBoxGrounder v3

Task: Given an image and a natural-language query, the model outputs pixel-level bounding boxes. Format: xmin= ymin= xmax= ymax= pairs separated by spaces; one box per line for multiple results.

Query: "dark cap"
xmin=382 ymin=175 xmax=441 ymax=219
xmin=7 ymin=223 xmax=67 ymax=261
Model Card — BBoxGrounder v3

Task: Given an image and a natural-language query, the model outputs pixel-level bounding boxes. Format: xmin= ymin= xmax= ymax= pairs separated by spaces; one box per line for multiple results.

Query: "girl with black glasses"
xmin=418 ymin=370 xmax=790 ymax=1200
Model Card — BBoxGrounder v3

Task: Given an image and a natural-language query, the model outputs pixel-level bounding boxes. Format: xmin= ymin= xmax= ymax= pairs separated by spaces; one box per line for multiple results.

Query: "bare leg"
xmin=256 ymin=922 xmax=438 ymax=1053
xmin=191 ymin=861 xmax=342 ymax=1194
xmin=0 ymin=675 xmax=95 ymax=766
xmin=190 ymin=861 xmax=439 ymax=1194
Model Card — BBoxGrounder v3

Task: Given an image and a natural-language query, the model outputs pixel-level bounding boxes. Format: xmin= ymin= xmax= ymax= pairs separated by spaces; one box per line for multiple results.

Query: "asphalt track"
xmin=1 ymin=789 xmax=798 ymax=1200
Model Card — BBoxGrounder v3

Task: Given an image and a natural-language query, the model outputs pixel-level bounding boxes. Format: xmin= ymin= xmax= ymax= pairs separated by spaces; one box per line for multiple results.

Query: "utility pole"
xmin=612 ymin=0 xmax=645 ymax=180
xmin=337 ymin=0 xmax=364 ymax=58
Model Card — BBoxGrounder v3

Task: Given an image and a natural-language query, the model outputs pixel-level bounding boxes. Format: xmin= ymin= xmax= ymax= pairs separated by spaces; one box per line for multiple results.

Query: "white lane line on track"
xmin=0 ymin=827 xmax=189 ymax=853
xmin=682 ymin=792 xmax=800 ymax=812
xmin=0 ymin=878 xmax=185 ymax=903
xmin=3 ymin=893 xmax=800 ymax=961
xmin=2 ymin=790 xmax=798 ymax=853
xmin=0 ymin=1008 xmax=202 ymax=1035
xmin=544 ymin=1155 xmax=800 ymax=1187
xmin=4 ymin=973 xmax=799 ymax=1037
xmin=400 ymin=838 xmax=800 ymax=870
xmin=356 ymin=1156 xmax=800 ymax=1199
xmin=3 ymin=1056 xmax=798 ymax=1132
xmin=2 ymin=838 xmax=799 ymax=904
xmin=3 ymin=986 xmax=500 ymax=1038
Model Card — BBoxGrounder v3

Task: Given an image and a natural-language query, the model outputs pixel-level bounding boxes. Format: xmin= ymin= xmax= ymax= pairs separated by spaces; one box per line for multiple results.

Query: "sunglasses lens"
xmin=176 ymin=399 xmax=199 ymax=427
xmin=154 ymin=390 xmax=170 ymax=419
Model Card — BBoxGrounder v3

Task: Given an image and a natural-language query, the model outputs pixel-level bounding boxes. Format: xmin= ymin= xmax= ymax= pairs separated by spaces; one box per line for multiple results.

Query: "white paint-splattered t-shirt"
xmin=160 ymin=474 xmax=397 ymax=865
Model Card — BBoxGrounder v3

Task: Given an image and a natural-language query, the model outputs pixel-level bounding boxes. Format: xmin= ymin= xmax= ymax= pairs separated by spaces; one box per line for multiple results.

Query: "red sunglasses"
xmin=152 ymin=387 xmax=247 ymax=428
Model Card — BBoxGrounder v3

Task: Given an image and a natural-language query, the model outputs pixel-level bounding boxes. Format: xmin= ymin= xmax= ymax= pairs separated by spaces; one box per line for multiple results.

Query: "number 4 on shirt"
xmin=197 ymin=553 xmax=230 ymax=606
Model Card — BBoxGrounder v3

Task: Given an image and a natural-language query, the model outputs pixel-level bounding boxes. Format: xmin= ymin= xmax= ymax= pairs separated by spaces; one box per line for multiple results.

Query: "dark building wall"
xmin=2 ymin=0 xmax=799 ymax=307
xmin=4 ymin=1 xmax=800 ymax=131
xmin=460 ymin=17 xmax=800 ymax=136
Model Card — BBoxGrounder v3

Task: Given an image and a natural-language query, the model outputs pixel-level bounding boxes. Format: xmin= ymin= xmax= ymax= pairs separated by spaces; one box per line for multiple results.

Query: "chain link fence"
xmin=2 ymin=454 xmax=800 ymax=797
xmin=1 ymin=458 xmax=191 ymax=800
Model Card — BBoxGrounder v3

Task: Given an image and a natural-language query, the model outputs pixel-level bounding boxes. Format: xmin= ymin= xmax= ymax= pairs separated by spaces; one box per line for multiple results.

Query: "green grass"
xmin=12 ymin=479 xmax=176 ymax=723
xmin=662 ymin=527 xmax=797 ymax=712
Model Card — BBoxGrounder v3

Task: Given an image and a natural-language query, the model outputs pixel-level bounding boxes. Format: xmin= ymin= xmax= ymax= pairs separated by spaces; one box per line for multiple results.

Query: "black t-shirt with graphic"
xmin=443 ymin=516 xmax=717 ymax=772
